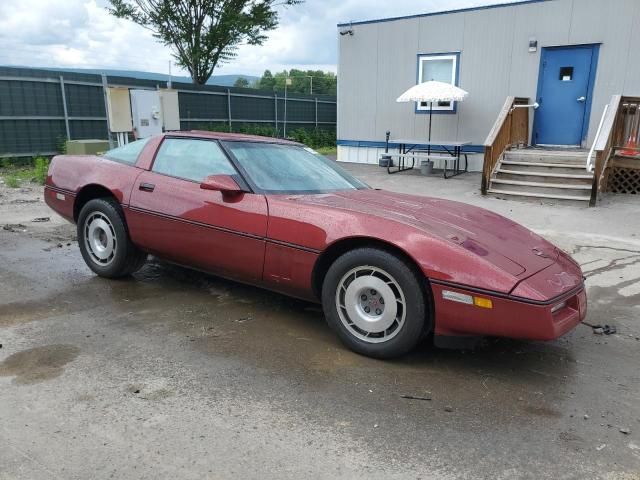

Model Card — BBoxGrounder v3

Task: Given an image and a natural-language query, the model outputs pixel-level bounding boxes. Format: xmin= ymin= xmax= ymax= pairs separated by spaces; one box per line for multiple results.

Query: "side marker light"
xmin=442 ymin=290 xmax=493 ymax=309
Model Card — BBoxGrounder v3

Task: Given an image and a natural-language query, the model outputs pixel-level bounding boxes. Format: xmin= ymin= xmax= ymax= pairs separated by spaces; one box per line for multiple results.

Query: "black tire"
xmin=321 ymin=248 xmax=431 ymax=359
xmin=77 ymin=198 xmax=147 ymax=278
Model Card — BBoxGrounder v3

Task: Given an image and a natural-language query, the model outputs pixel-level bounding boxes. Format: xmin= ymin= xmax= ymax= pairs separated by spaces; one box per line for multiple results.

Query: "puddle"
xmin=0 ymin=344 xmax=80 ymax=385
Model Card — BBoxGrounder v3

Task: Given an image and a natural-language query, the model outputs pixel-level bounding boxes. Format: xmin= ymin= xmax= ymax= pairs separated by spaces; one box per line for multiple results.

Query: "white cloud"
xmin=0 ymin=0 xmax=518 ymax=78
xmin=0 ymin=0 xmax=173 ymax=73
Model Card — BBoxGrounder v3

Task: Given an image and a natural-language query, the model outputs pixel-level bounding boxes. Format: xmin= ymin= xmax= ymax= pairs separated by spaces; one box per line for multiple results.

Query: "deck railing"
xmin=589 ymin=95 xmax=640 ymax=205
xmin=482 ymin=97 xmax=531 ymax=194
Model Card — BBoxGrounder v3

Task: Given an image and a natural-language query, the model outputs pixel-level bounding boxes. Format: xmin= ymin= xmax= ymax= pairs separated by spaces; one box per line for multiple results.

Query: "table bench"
xmin=382 ymin=138 xmax=470 ymax=179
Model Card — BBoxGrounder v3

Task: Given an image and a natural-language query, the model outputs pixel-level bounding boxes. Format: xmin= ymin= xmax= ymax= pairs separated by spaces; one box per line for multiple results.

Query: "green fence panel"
xmin=0 ymin=80 xmax=63 ymax=116
xmin=65 ymin=84 xmax=106 ymax=117
xmin=0 ymin=66 xmax=336 ymax=157
xmin=179 ymin=92 xmax=227 ymax=120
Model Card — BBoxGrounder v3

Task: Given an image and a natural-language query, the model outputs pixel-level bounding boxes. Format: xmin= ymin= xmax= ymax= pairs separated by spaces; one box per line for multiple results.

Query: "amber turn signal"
xmin=442 ymin=290 xmax=493 ymax=309
xmin=473 ymin=297 xmax=493 ymax=309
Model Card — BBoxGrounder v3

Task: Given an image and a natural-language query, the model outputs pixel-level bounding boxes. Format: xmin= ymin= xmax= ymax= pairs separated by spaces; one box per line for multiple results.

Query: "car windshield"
xmin=223 ymin=142 xmax=368 ymax=194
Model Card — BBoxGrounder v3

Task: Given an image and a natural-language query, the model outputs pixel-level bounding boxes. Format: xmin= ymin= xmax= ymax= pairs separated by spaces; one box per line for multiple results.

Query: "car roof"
xmin=166 ymin=130 xmax=302 ymax=146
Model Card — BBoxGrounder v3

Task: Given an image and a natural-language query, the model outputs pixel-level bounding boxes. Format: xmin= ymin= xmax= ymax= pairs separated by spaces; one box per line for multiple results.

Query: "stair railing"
xmin=482 ymin=97 xmax=531 ymax=194
xmin=591 ymin=96 xmax=640 ymax=204
xmin=589 ymin=95 xmax=623 ymax=206
xmin=586 ymin=104 xmax=610 ymax=173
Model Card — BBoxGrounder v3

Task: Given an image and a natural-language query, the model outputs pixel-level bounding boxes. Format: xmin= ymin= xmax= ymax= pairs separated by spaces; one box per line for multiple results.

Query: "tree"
xmin=233 ymin=77 xmax=250 ymax=88
xmin=107 ymin=0 xmax=303 ymax=85
xmin=258 ymin=69 xmax=276 ymax=91
xmin=256 ymin=69 xmax=336 ymax=95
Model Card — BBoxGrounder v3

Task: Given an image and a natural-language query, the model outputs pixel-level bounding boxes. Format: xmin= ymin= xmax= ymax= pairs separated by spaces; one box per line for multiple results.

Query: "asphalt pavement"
xmin=1 ymin=166 xmax=639 ymax=479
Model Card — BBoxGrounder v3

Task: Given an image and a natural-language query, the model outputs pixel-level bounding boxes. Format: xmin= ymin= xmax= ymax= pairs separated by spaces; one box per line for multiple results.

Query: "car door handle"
xmin=577 ymin=96 xmax=586 ymax=103
xmin=139 ymin=182 xmax=155 ymax=192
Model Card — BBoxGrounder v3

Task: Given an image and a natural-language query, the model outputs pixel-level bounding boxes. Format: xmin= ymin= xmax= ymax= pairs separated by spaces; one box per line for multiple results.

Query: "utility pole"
xmin=284 ymin=75 xmax=292 ymax=137
xmin=168 ymin=60 xmax=172 ymax=89
xmin=100 ymin=74 xmax=114 ymax=149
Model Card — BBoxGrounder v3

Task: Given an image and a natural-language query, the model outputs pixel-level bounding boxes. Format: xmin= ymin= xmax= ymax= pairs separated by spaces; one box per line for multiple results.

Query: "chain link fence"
xmin=0 ymin=66 xmax=336 ymax=158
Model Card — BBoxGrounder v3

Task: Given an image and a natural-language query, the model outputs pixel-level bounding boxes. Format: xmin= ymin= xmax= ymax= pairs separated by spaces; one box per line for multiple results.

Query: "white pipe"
xmin=587 ymin=104 xmax=609 ymax=173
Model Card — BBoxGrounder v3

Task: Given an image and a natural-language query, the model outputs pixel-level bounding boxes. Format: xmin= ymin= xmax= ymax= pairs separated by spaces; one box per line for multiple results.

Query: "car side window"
xmin=152 ymin=138 xmax=237 ymax=182
xmin=104 ymin=137 xmax=150 ymax=164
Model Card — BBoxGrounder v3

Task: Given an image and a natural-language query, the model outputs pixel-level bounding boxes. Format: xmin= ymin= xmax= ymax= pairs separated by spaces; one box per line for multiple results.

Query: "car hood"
xmin=286 ymin=189 xmax=559 ymax=280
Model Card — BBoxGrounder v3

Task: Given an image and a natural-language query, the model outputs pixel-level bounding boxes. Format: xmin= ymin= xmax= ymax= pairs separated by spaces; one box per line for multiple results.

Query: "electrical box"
xmin=130 ymin=89 xmax=163 ymax=138
xmin=66 ymin=139 xmax=110 ymax=155
xmin=106 ymin=87 xmax=132 ymax=133
xmin=159 ymin=89 xmax=180 ymax=131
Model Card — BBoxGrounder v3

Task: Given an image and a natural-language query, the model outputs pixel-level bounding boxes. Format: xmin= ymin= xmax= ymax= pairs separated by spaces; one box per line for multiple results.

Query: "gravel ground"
xmin=0 ymin=167 xmax=639 ymax=479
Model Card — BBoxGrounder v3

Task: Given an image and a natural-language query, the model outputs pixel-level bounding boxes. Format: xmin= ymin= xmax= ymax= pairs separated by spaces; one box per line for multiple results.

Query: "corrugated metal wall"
xmin=338 ymin=0 xmax=640 ymax=149
xmin=0 ymin=67 xmax=336 ymax=157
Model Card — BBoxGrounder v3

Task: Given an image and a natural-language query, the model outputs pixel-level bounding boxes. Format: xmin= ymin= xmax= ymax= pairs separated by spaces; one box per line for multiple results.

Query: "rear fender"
xmin=45 ymin=154 xmax=144 ymax=222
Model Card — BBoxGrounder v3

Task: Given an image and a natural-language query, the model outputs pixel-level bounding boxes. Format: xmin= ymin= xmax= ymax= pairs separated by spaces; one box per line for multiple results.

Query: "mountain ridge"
xmin=0 ymin=65 xmax=258 ymax=87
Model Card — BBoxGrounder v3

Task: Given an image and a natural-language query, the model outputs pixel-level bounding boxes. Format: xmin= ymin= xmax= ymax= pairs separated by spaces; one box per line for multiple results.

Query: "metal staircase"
xmin=487 ymin=149 xmax=594 ymax=203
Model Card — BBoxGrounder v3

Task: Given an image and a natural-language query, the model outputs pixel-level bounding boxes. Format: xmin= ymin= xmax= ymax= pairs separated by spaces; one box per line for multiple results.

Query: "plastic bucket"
xmin=420 ymin=160 xmax=433 ymax=176
xmin=379 ymin=155 xmax=393 ymax=167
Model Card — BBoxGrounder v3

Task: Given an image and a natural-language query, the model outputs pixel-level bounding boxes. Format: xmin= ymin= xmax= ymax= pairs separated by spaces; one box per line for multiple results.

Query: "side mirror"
xmin=200 ymin=175 xmax=243 ymax=195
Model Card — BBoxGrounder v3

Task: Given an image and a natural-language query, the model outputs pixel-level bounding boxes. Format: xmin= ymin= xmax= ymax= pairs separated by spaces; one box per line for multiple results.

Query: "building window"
xmin=417 ymin=53 xmax=459 ymax=112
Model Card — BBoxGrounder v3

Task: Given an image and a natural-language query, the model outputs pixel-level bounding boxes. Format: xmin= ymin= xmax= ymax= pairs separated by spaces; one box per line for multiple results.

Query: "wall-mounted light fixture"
xmin=529 ymin=38 xmax=538 ymax=53
xmin=339 ymin=22 xmax=354 ymax=36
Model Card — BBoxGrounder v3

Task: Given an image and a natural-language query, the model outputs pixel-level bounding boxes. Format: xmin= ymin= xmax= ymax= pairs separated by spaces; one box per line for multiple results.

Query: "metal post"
xmin=227 ymin=89 xmax=232 ymax=131
xmin=309 ymin=76 xmax=313 ymax=95
xmin=315 ymin=97 xmax=318 ymax=130
xmin=101 ymin=74 xmax=114 ymax=149
xmin=274 ymin=93 xmax=278 ymax=135
xmin=59 ymin=76 xmax=70 ymax=141
xmin=428 ymin=101 xmax=433 ymax=156
xmin=284 ymin=82 xmax=288 ymax=138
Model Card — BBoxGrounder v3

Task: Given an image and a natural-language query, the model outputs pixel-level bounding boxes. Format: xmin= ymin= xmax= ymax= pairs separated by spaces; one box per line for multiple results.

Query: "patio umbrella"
xmin=396 ymin=81 xmax=468 ymax=154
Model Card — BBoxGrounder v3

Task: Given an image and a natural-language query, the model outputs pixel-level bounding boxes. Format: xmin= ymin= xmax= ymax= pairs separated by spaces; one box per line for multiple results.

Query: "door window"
xmin=559 ymin=66 xmax=574 ymax=81
xmin=152 ymin=138 xmax=237 ymax=182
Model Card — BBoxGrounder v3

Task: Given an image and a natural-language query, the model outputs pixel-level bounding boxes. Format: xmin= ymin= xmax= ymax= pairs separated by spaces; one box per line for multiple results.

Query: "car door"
xmin=127 ymin=137 xmax=268 ymax=282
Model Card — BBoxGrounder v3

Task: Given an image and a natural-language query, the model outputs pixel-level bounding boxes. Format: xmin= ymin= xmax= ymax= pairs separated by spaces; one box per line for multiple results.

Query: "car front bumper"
xmin=430 ymin=281 xmax=587 ymax=341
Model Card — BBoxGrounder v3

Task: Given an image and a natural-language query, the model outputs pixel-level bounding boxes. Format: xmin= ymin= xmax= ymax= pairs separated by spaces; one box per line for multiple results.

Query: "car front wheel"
xmin=77 ymin=198 xmax=147 ymax=278
xmin=322 ymin=248 xmax=430 ymax=359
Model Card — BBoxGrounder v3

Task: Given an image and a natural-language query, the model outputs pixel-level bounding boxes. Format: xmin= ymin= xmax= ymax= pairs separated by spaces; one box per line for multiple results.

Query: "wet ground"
xmin=1 ymin=169 xmax=640 ymax=479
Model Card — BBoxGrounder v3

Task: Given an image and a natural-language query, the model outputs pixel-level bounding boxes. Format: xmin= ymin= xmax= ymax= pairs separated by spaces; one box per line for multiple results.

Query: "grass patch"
xmin=314 ymin=146 xmax=337 ymax=156
xmin=4 ymin=175 xmax=20 ymax=188
xmin=0 ymin=156 xmax=49 ymax=188
xmin=203 ymin=123 xmax=337 ymax=149
xmin=33 ymin=157 xmax=50 ymax=185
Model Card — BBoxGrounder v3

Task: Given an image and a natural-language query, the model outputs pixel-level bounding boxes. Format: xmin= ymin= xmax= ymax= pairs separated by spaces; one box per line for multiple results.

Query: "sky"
xmin=0 ymin=0 xmax=518 ymax=78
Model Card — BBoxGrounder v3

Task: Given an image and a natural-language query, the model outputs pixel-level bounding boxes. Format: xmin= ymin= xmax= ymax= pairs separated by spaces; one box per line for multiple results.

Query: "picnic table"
xmin=383 ymin=138 xmax=470 ymax=179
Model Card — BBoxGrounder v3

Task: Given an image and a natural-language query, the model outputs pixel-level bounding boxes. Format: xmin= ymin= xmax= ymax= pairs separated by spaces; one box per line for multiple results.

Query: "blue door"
xmin=534 ymin=46 xmax=598 ymax=146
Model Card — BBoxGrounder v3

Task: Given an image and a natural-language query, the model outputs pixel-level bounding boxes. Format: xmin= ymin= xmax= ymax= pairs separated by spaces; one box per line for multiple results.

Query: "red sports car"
xmin=44 ymin=131 xmax=587 ymax=358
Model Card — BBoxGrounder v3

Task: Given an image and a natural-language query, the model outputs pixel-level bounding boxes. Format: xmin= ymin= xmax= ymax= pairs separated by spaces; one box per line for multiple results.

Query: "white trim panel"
xmin=337 ymin=145 xmax=483 ymax=171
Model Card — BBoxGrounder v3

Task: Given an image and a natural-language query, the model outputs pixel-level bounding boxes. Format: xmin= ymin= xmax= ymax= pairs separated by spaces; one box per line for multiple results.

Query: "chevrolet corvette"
xmin=44 ymin=131 xmax=587 ymax=358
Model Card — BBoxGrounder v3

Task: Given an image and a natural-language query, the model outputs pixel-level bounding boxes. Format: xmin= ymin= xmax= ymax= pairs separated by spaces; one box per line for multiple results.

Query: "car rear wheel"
xmin=322 ymin=248 xmax=430 ymax=359
xmin=77 ymin=198 xmax=147 ymax=278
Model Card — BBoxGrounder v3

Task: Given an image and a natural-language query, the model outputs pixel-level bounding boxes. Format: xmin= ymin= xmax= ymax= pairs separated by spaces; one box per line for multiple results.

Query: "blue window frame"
xmin=416 ymin=52 xmax=461 ymax=114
